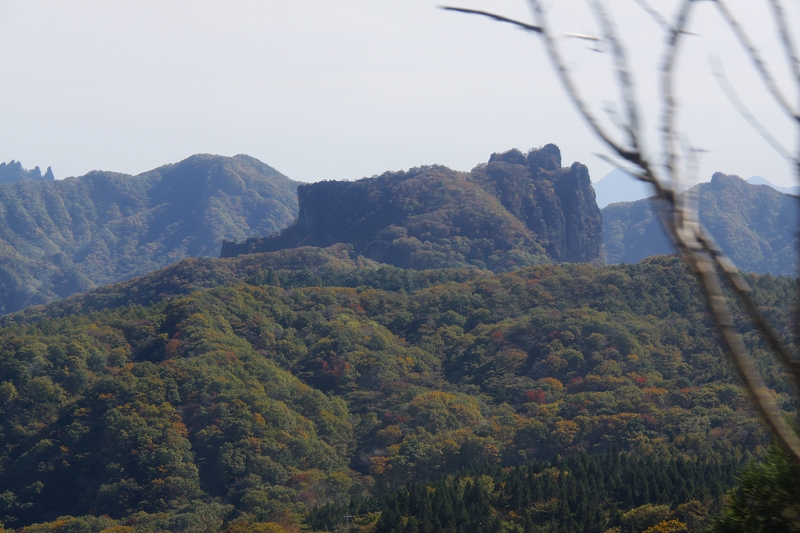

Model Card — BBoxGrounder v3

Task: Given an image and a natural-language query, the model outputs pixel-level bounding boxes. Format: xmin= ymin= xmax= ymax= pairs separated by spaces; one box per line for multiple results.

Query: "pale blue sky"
xmin=0 ymin=1 xmax=796 ymax=186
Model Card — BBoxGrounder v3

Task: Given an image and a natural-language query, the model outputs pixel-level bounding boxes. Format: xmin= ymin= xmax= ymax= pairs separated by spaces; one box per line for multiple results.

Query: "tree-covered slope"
xmin=0 ymin=248 xmax=791 ymax=531
xmin=602 ymin=173 xmax=797 ymax=275
xmin=222 ymin=145 xmax=602 ymax=270
xmin=365 ymin=450 xmax=739 ymax=533
xmin=0 ymin=154 xmax=298 ymax=315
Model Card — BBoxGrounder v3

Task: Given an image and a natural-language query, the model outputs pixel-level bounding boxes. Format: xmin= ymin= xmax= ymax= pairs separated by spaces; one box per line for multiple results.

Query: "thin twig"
xmin=631 ymin=0 xmax=671 ymax=32
xmin=767 ymin=0 xmax=800 ymax=101
xmin=589 ymin=0 xmax=641 ymax=150
xmin=439 ymin=7 xmax=543 ymax=33
xmin=711 ymin=57 xmax=793 ymax=159
xmin=714 ymin=0 xmax=797 ymax=120
xmin=527 ymin=0 xmax=644 ymax=167
xmin=660 ymin=0 xmax=694 ymax=192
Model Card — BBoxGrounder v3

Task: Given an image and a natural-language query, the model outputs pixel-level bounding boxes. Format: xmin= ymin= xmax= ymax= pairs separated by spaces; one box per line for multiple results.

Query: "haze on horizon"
xmin=0 ymin=0 xmax=796 ymax=186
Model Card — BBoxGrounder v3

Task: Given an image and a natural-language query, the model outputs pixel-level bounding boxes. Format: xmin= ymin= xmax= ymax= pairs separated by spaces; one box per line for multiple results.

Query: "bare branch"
xmin=767 ymin=0 xmax=800 ymax=96
xmin=527 ymin=0 xmax=643 ymax=165
xmin=660 ymin=0 xmax=695 ymax=190
xmin=602 ymin=101 xmax=632 ymax=137
xmin=588 ymin=0 xmax=642 ymax=150
xmin=714 ymin=0 xmax=798 ymax=120
xmin=439 ymin=7 xmax=543 ymax=33
xmin=441 ymin=0 xmax=800 ymax=461
xmin=711 ymin=57 xmax=794 ymax=159
xmin=630 ymin=0 xmax=671 ymax=32
xmin=687 ymin=246 xmax=800 ymax=460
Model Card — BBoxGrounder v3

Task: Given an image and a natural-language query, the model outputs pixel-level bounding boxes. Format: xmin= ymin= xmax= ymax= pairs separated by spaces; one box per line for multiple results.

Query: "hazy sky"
xmin=0 ymin=1 xmax=797 ymax=186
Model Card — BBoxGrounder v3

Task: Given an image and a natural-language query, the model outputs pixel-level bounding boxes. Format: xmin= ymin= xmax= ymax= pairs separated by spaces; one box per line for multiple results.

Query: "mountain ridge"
xmin=222 ymin=144 xmax=603 ymax=270
xmin=0 ymin=153 xmax=299 ymax=315
xmin=601 ymin=172 xmax=797 ymax=274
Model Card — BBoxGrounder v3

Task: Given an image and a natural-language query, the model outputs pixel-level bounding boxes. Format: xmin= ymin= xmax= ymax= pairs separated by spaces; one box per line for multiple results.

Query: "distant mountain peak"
xmin=0 ymin=160 xmax=55 ymax=184
xmin=746 ymin=175 xmax=799 ymax=195
xmin=592 ymin=168 xmax=653 ymax=208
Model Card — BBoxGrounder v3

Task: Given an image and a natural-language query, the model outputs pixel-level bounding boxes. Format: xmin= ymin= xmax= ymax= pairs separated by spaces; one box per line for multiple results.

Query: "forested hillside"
xmin=602 ymin=173 xmax=797 ymax=275
xmin=0 ymin=247 xmax=790 ymax=532
xmin=0 ymin=154 xmax=298 ymax=315
xmin=222 ymin=145 xmax=602 ymax=269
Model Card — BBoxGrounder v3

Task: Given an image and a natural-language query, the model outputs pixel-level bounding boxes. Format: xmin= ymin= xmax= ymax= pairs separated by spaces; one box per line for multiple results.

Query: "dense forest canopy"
xmin=0 ymin=246 xmax=793 ymax=532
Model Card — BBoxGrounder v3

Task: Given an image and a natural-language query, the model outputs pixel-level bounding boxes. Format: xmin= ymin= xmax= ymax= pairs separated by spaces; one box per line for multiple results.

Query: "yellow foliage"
xmin=222 ymin=522 xmax=288 ymax=533
xmin=539 ymin=377 xmax=564 ymax=392
xmin=642 ymin=519 xmax=687 ymax=533
xmin=550 ymin=419 xmax=579 ymax=446
xmin=370 ymin=455 xmax=391 ymax=475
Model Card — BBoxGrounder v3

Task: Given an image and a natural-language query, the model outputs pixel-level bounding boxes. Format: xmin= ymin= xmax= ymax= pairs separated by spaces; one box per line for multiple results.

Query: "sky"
xmin=0 ymin=0 xmax=797 ymax=186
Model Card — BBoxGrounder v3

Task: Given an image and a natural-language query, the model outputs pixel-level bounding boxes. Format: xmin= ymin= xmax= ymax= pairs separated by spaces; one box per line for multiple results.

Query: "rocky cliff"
xmin=222 ymin=144 xmax=602 ymax=270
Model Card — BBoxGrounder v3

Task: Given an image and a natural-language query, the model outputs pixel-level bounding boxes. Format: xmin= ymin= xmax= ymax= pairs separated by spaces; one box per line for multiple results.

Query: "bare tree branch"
xmin=767 ymin=0 xmax=800 ymax=98
xmin=630 ymin=0 xmax=671 ymax=32
xmin=588 ymin=0 xmax=641 ymax=150
xmin=659 ymin=0 xmax=695 ymax=191
xmin=711 ymin=57 xmax=794 ymax=159
xmin=446 ymin=0 xmax=800 ymax=462
xmin=528 ymin=0 xmax=647 ymax=168
xmin=714 ymin=0 xmax=798 ymax=120
xmin=687 ymin=243 xmax=800 ymax=458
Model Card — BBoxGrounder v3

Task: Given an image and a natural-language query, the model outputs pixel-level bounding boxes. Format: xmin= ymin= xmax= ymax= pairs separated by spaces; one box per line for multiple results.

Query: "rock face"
xmin=0 ymin=154 xmax=299 ymax=315
xmin=222 ymin=144 xmax=603 ymax=269
xmin=602 ymin=172 xmax=798 ymax=275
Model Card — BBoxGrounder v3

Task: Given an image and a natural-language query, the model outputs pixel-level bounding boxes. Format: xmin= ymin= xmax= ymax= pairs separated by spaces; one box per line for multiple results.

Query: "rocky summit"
xmin=222 ymin=144 xmax=602 ymax=270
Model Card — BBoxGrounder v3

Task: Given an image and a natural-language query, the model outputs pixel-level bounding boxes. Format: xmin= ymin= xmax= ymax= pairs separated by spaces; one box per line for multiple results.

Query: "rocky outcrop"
xmin=222 ymin=145 xmax=603 ymax=270
xmin=475 ymin=144 xmax=602 ymax=263
xmin=0 ymin=160 xmax=55 ymax=184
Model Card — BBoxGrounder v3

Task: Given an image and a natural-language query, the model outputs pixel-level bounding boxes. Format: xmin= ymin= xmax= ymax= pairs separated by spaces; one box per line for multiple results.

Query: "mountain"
xmin=0 ymin=160 xmax=55 ymax=184
xmin=592 ymin=168 xmax=654 ymax=208
xmin=747 ymin=175 xmax=800 ymax=195
xmin=0 ymin=248 xmax=789 ymax=531
xmin=602 ymin=172 xmax=798 ymax=275
xmin=0 ymin=154 xmax=299 ymax=315
xmin=221 ymin=144 xmax=603 ymax=270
